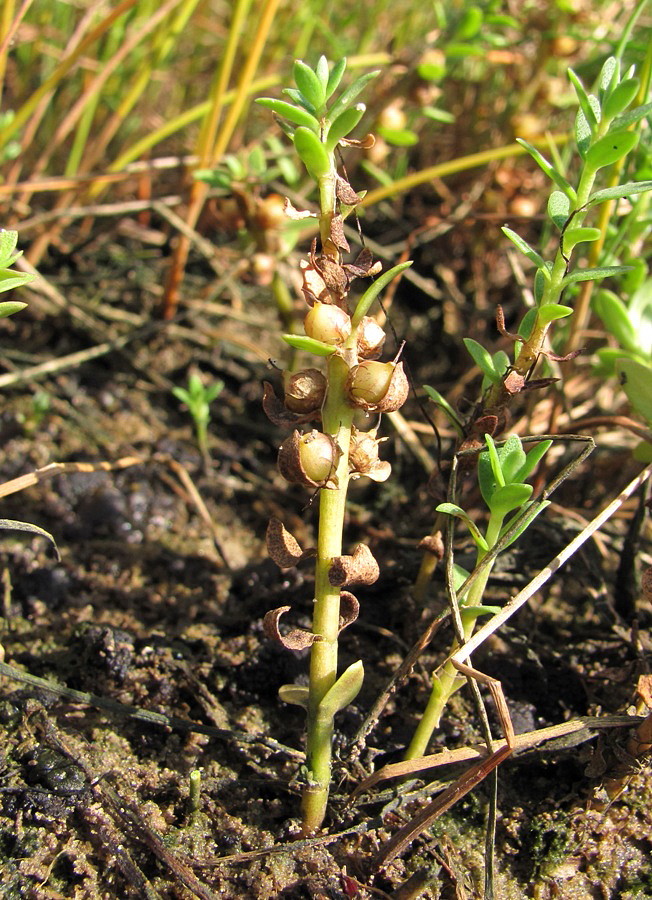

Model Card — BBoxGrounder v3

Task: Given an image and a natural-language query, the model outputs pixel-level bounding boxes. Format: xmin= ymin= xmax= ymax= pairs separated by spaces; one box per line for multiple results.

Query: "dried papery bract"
xmin=257 ymin=57 xmax=411 ymax=836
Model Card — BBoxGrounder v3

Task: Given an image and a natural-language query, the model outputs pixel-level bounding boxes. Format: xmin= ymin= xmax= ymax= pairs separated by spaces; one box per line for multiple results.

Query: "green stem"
xmin=405 ymin=514 xmax=503 ymax=760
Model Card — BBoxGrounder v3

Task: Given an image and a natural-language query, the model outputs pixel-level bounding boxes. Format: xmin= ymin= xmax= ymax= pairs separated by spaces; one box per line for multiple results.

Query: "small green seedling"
xmin=0 ymin=230 xmax=35 ymax=313
xmin=172 ymin=372 xmax=224 ymax=464
xmin=258 ymin=57 xmax=411 ymax=835
xmin=406 ymin=434 xmax=552 ymax=759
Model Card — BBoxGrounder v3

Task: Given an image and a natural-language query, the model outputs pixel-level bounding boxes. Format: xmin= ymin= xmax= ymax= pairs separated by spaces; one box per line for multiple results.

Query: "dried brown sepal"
xmin=277 ymin=429 xmax=339 ymax=489
xmin=262 ymin=382 xmax=319 ymax=427
xmin=339 ymin=591 xmax=360 ymax=632
xmin=642 ymin=566 xmax=652 ymax=603
xmin=349 ymin=426 xmax=391 ymax=482
xmin=283 ymin=198 xmax=316 ymax=220
xmin=284 ymin=368 xmax=327 ymax=413
xmin=341 ymin=133 xmax=375 ymax=149
xmin=336 ymin=176 xmax=362 ymax=206
xmin=266 ymin=517 xmax=316 ymax=568
xmin=495 ymin=305 xmax=524 ymax=343
xmin=263 ymin=606 xmax=317 ymax=651
xmin=329 ymin=543 xmax=380 ymax=587
xmin=343 ymin=248 xmax=381 ymax=280
xmin=503 ymin=371 xmax=526 ymax=396
xmin=356 ymin=316 xmax=386 ymax=360
xmin=345 ymin=360 xmax=409 ymax=413
xmin=330 ymin=214 xmax=350 ymax=253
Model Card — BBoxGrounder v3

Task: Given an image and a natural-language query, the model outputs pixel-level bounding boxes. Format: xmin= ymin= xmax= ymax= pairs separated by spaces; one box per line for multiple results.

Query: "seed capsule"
xmin=284 ymin=368 xmax=327 ymax=414
xmin=277 ymin=429 xmax=339 ymax=488
xmin=304 ymin=302 xmax=351 ymax=346
xmin=345 ymin=360 xmax=409 ymax=412
xmin=356 ymin=317 xmax=386 ymax=359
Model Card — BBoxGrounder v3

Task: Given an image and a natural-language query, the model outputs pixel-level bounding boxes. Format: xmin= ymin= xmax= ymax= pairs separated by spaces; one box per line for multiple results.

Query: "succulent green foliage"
xmin=257 ymin=57 xmax=380 ymax=177
xmin=317 ymin=660 xmax=364 ymax=720
xmin=0 ymin=231 xmax=35 ymax=313
xmin=616 ymin=358 xmax=652 ymax=424
xmin=173 ymin=371 xmax=224 ymax=458
xmin=463 ymin=337 xmax=509 ymax=388
xmin=282 ymin=334 xmax=338 ymax=356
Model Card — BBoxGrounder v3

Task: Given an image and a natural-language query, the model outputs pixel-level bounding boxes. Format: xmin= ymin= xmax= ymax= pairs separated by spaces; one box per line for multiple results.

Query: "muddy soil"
xmin=0 ymin=222 xmax=651 ymax=899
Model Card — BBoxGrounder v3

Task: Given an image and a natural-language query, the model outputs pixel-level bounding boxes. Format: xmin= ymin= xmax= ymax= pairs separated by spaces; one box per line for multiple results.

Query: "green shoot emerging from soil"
xmin=258 ymin=58 xmax=411 ymax=835
xmin=172 ymin=371 xmax=224 ymax=466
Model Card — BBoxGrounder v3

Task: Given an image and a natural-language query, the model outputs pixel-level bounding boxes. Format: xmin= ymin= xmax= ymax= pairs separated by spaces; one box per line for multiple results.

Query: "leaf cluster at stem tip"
xmin=256 ymin=57 xmax=380 ymax=177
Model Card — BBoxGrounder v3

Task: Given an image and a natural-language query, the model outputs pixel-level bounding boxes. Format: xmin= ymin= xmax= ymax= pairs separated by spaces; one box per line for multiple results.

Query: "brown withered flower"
xmin=284 ymin=368 xmax=327 ymax=414
xmin=356 ymin=316 xmax=386 ymax=359
xmin=348 ymin=426 xmax=391 ymax=482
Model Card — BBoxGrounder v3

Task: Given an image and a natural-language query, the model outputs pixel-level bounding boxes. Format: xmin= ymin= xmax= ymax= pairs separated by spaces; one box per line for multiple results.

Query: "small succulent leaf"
xmin=628 ymin=281 xmax=652 ymax=351
xmin=0 ymin=230 xmax=19 ymax=265
xmin=547 ymin=191 xmax=571 ymax=230
xmin=567 ymin=69 xmax=599 ymax=130
xmin=533 ymin=269 xmax=548 ymax=306
xmin=423 ymin=385 xmax=464 ymax=434
xmin=278 ymin=684 xmax=310 ymax=708
xmin=593 ymin=346 xmax=632 ymax=375
xmin=463 ymin=337 xmax=499 ymax=382
xmin=499 ymin=436 xmax=527 ymax=484
xmin=587 ymin=181 xmax=652 ymax=208
xmin=377 ymin=126 xmax=419 ymax=147
xmin=616 ymin=359 xmax=652 ymax=423
xmin=436 ymin=502 xmax=489 ymax=551
xmin=515 ymin=140 xmax=576 ymax=200
xmin=561 ymin=265 xmax=632 ymax=288
xmin=537 ymin=303 xmax=574 ymax=325
xmin=452 ymin=563 xmax=471 ymax=591
xmin=0 ymin=270 xmax=36 ymax=293
xmin=492 ymin=350 xmax=511 ymax=380
xmin=592 ymin=290 xmax=639 ymax=354
xmin=317 ymin=660 xmax=364 ymax=720
xmin=603 ymin=77 xmax=640 ymax=121
xmin=325 ymin=104 xmax=366 ymax=151
xmin=315 ymin=55 xmax=329 ymax=91
xmin=351 ymin=261 xmax=413 ymax=326
xmin=293 ymin=126 xmax=331 ymax=178
xmin=327 ymin=70 xmax=380 ymax=123
xmin=172 ymin=386 xmax=191 ymax=404
xmin=514 ymin=439 xmax=553 ymax=483
xmin=501 ymin=225 xmax=546 ymax=268
xmin=499 ymin=500 xmax=551 ymax=549
xmin=282 ymin=87 xmax=316 ymax=113
xmin=519 ymin=306 xmax=539 ymax=341
xmin=293 ymin=60 xmax=325 ymax=110
xmin=574 ymin=107 xmax=592 ymax=158
xmin=282 ymin=334 xmax=337 ymax=356
xmin=598 ymin=56 xmax=619 ymax=101
xmin=0 ymin=300 xmax=27 ymax=317
xmin=488 ymin=482 xmax=533 ymax=518
xmin=0 ymin=519 xmax=60 ymax=558
xmin=562 ymin=227 xmax=602 ymax=253
xmin=256 ymin=98 xmax=320 ymax=131
xmin=459 ymin=605 xmax=501 ymax=627
xmin=456 ymin=5 xmax=483 ymax=39
xmin=325 ymin=58 xmax=347 ymax=100
xmin=584 ymin=130 xmax=639 ymax=171
xmin=612 ymin=100 xmax=652 ymax=129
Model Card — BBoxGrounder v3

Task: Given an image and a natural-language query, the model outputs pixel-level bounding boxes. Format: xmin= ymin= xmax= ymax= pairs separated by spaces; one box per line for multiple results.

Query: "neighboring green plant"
xmin=257 ymin=57 xmax=412 ymax=835
xmin=172 ymin=371 xmax=224 ymax=464
xmin=406 ymin=433 xmax=552 ymax=760
xmin=0 ymin=229 xmax=34 ymax=311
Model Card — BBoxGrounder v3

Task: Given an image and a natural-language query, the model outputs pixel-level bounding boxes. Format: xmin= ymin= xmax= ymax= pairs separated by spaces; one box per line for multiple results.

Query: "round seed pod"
xmin=304 ymin=302 xmax=351 ymax=346
xmin=356 ymin=316 xmax=386 ymax=359
xmin=345 ymin=360 xmax=409 ymax=412
xmin=284 ymin=368 xmax=327 ymax=414
xmin=278 ymin=430 xmax=339 ymax=488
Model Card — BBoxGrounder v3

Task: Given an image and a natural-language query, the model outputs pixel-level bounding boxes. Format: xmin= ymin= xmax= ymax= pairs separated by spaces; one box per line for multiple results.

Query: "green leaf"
xmin=463 ymin=337 xmax=500 ymax=383
xmin=562 ymin=227 xmax=601 ymax=253
xmin=537 ymin=303 xmax=573 ymax=325
xmin=325 ymin=104 xmax=366 ymax=151
xmin=293 ymin=60 xmax=325 ymax=110
xmin=0 ymin=300 xmax=27 ymax=317
xmin=603 ymin=77 xmax=640 ymax=121
xmin=533 ymin=267 xmax=551 ymax=306
xmin=586 ymin=181 xmax=652 ymax=208
xmin=598 ymin=56 xmax=619 ymax=102
xmin=616 ymin=358 xmax=652 ymax=423
xmin=548 ymin=190 xmax=571 ymax=230
xmin=452 ymin=563 xmax=470 ymax=591
xmin=422 ymin=105 xmax=455 ymax=124
xmin=459 ymin=605 xmax=501 ymax=626
xmin=561 ymin=265 xmax=632 ymax=288
xmin=456 ymin=5 xmax=483 ymax=39
xmin=377 ymin=126 xmax=419 ymax=147
xmin=436 ymin=502 xmax=489 ymax=551
xmin=574 ymin=107 xmax=593 ymax=158
xmin=498 ymin=434 xmax=527 ymax=484
xmin=613 ymin=101 xmax=652 ymax=129
xmin=282 ymin=333 xmax=337 ymax=356
xmin=520 ymin=306 xmax=539 ymax=338
xmin=515 ymin=140 xmax=576 ymax=200
xmin=498 ymin=500 xmax=550 ymax=550
xmin=488 ymin=482 xmax=533 ymax=517
xmin=282 ymin=87 xmax=316 ymax=114
xmin=351 ymin=261 xmax=413 ymax=326
xmin=317 ymin=660 xmax=364 ymax=719
xmin=315 ymin=55 xmax=329 ymax=91
xmin=515 ymin=439 xmax=553 ymax=483
xmin=584 ymin=130 xmax=639 ymax=171
xmin=423 ymin=385 xmax=464 ymax=434
xmin=567 ymin=69 xmax=599 ymax=131
xmin=293 ymin=126 xmax=331 ymax=178
xmin=278 ymin=684 xmax=310 ymax=708
xmin=256 ymin=98 xmax=320 ymax=131
xmin=0 ymin=518 xmax=60 ymax=559
xmin=327 ymin=70 xmax=380 ymax=123
xmin=592 ymin=289 xmax=639 ymax=354
xmin=325 ymin=58 xmax=347 ymax=100
xmin=0 ymin=270 xmax=36 ymax=293
xmin=501 ymin=225 xmax=545 ymax=268
xmin=0 ymin=230 xmax=19 ymax=266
